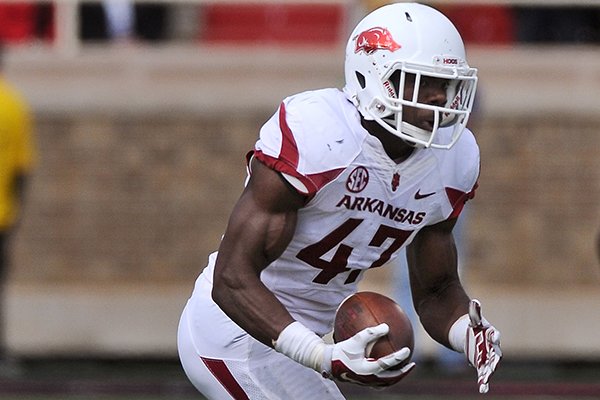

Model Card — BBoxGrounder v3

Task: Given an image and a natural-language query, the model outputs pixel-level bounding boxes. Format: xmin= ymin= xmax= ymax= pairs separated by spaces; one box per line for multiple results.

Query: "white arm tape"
xmin=448 ymin=314 xmax=470 ymax=353
xmin=273 ymin=321 xmax=326 ymax=372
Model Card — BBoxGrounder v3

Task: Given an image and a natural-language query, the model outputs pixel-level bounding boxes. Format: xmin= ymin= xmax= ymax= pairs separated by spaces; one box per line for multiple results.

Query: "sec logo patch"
xmin=346 ymin=166 xmax=369 ymax=193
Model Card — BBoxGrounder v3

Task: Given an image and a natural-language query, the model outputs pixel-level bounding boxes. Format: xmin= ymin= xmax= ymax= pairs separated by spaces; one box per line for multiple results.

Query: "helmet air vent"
xmin=355 ymin=71 xmax=366 ymax=89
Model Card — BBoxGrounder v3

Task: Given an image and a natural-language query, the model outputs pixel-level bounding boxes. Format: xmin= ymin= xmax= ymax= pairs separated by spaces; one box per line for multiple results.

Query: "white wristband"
xmin=448 ymin=312 xmax=490 ymax=353
xmin=273 ymin=321 xmax=326 ymax=372
xmin=448 ymin=314 xmax=470 ymax=353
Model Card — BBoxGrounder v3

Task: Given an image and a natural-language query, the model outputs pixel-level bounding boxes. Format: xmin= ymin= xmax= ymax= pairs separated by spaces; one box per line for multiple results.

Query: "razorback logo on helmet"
xmin=354 ymin=27 xmax=401 ymax=54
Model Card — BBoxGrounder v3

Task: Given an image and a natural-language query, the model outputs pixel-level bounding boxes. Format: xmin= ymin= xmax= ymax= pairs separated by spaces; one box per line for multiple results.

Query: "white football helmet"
xmin=344 ymin=3 xmax=478 ymax=149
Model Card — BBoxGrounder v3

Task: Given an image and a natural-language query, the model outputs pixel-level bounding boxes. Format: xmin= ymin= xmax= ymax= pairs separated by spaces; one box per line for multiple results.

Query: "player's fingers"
xmin=376 ymin=361 xmax=415 ymax=379
xmin=477 ymin=367 xmax=489 ymax=390
xmin=490 ymin=333 xmax=503 ymax=361
xmin=376 ymin=347 xmax=411 ymax=369
xmin=354 ymin=323 xmax=389 ymax=344
xmin=490 ymin=329 xmax=501 ymax=344
xmin=479 ymin=382 xmax=489 ymax=394
xmin=400 ymin=361 xmax=416 ymax=375
xmin=468 ymin=299 xmax=483 ymax=327
xmin=489 ymin=350 xmax=501 ymax=372
xmin=478 ymin=359 xmax=499 ymax=392
xmin=478 ymin=366 xmax=490 ymax=393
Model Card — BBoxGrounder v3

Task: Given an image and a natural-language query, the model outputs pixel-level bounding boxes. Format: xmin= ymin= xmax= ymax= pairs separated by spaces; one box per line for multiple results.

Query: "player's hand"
xmin=322 ymin=323 xmax=415 ymax=387
xmin=465 ymin=299 xmax=502 ymax=394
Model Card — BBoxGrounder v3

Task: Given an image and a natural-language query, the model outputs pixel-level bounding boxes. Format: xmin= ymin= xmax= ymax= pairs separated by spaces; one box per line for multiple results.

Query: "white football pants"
xmin=177 ymin=276 xmax=345 ymax=400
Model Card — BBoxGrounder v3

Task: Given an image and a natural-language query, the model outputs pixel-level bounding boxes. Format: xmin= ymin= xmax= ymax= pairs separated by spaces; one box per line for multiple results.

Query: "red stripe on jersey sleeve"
xmin=253 ymin=150 xmax=315 ymax=194
xmin=278 ymin=102 xmax=299 ymax=169
xmin=250 ymin=101 xmax=346 ymax=196
xmin=445 ymin=184 xmax=477 ymax=219
xmin=253 ymin=150 xmax=344 ymax=197
xmin=201 ymin=357 xmax=250 ymax=400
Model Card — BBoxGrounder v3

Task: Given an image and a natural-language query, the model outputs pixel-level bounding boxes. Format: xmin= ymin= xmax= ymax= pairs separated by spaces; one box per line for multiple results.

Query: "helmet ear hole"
xmin=355 ymin=72 xmax=366 ymax=89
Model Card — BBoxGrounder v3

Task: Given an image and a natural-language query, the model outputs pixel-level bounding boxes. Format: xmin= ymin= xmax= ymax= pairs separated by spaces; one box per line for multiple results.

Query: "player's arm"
xmin=407 ymin=218 xmax=502 ymax=393
xmin=211 ymin=157 xmax=304 ymax=346
xmin=406 ymin=218 xmax=469 ymax=346
xmin=214 ymin=157 xmax=411 ymax=385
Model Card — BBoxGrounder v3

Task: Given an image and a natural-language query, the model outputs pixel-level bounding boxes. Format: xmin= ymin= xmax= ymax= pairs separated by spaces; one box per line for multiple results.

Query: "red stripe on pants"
xmin=201 ymin=357 xmax=250 ymax=400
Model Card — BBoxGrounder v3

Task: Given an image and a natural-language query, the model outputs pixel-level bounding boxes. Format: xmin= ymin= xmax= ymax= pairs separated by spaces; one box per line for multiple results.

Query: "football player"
xmin=178 ymin=3 xmax=502 ymax=399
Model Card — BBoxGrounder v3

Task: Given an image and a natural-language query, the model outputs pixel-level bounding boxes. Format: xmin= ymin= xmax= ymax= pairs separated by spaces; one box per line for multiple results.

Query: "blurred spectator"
xmin=514 ymin=6 xmax=600 ymax=43
xmin=438 ymin=5 xmax=515 ymax=46
xmin=104 ymin=0 xmax=135 ymax=40
xmin=79 ymin=2 xmax=110 ymax=40
xmin=0 ymin=45 xmax=36 ymax=369
xmin=199 ymin=3 xmax=344 ymax=45
xmin=0 ymin=3 xmax=54 ymax=44
xmin=0 ymin=3 xmax=36 ymax=44
xmin=79 ymin=1 xmax=169 ymax=42
xmin=135 ymin=3 xmax=169 ymax=41
xmin=34 ymin=3 xmax=54 ymax=41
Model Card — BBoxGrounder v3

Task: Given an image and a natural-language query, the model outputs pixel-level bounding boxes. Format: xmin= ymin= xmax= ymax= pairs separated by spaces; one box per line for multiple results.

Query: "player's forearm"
xmin=407 ymin=220 xmax=471 ymax=347
xmin=212 ymin=268 xmax=295 ymax=347
xmin=414 ymin=282 xmax=470 ymax=348
xmin=212 ymin=231 xmax=296 ymax=346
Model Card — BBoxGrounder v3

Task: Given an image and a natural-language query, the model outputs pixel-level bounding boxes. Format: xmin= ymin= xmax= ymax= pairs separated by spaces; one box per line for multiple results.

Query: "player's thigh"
xmin=245 ymin=340 xmax=346 ymax=400
xmin=178 ymin=301 xmax=345 ymax=400
xmin=178 ymin=313 xmax=234 ymax=399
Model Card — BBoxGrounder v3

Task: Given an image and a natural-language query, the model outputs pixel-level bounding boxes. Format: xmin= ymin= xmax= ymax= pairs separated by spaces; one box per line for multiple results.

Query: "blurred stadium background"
xmin=0 ymin=0 xmax=599 ymax=398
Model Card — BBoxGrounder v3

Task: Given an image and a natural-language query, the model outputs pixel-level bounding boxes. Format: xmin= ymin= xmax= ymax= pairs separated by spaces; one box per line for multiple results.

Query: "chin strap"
xmin=378 ymin=114 xmax=432 ymax=148
xmin=400 ymin=121 xmax=433 ymax=145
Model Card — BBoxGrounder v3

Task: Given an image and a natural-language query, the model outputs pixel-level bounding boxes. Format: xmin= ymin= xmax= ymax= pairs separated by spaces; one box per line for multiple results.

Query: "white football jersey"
xmin=200 ymin=88 xmax=479 ymax=336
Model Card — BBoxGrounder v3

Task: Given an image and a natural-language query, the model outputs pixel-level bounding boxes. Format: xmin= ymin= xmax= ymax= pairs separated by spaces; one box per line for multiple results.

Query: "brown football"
xmin=333 ymin=291 xmax=414 ymax=369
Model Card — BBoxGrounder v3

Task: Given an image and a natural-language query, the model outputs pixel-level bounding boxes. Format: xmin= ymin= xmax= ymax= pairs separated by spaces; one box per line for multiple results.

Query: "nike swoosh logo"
xmin=414 ymin=189 xmax=436 ymax=199
xmin=339 ymin=372 xmax=364 ymax=384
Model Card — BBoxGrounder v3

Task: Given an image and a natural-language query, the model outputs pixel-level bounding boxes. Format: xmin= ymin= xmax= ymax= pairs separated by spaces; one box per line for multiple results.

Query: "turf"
xmin=0 ymin=358 xmax=599 ymax=399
